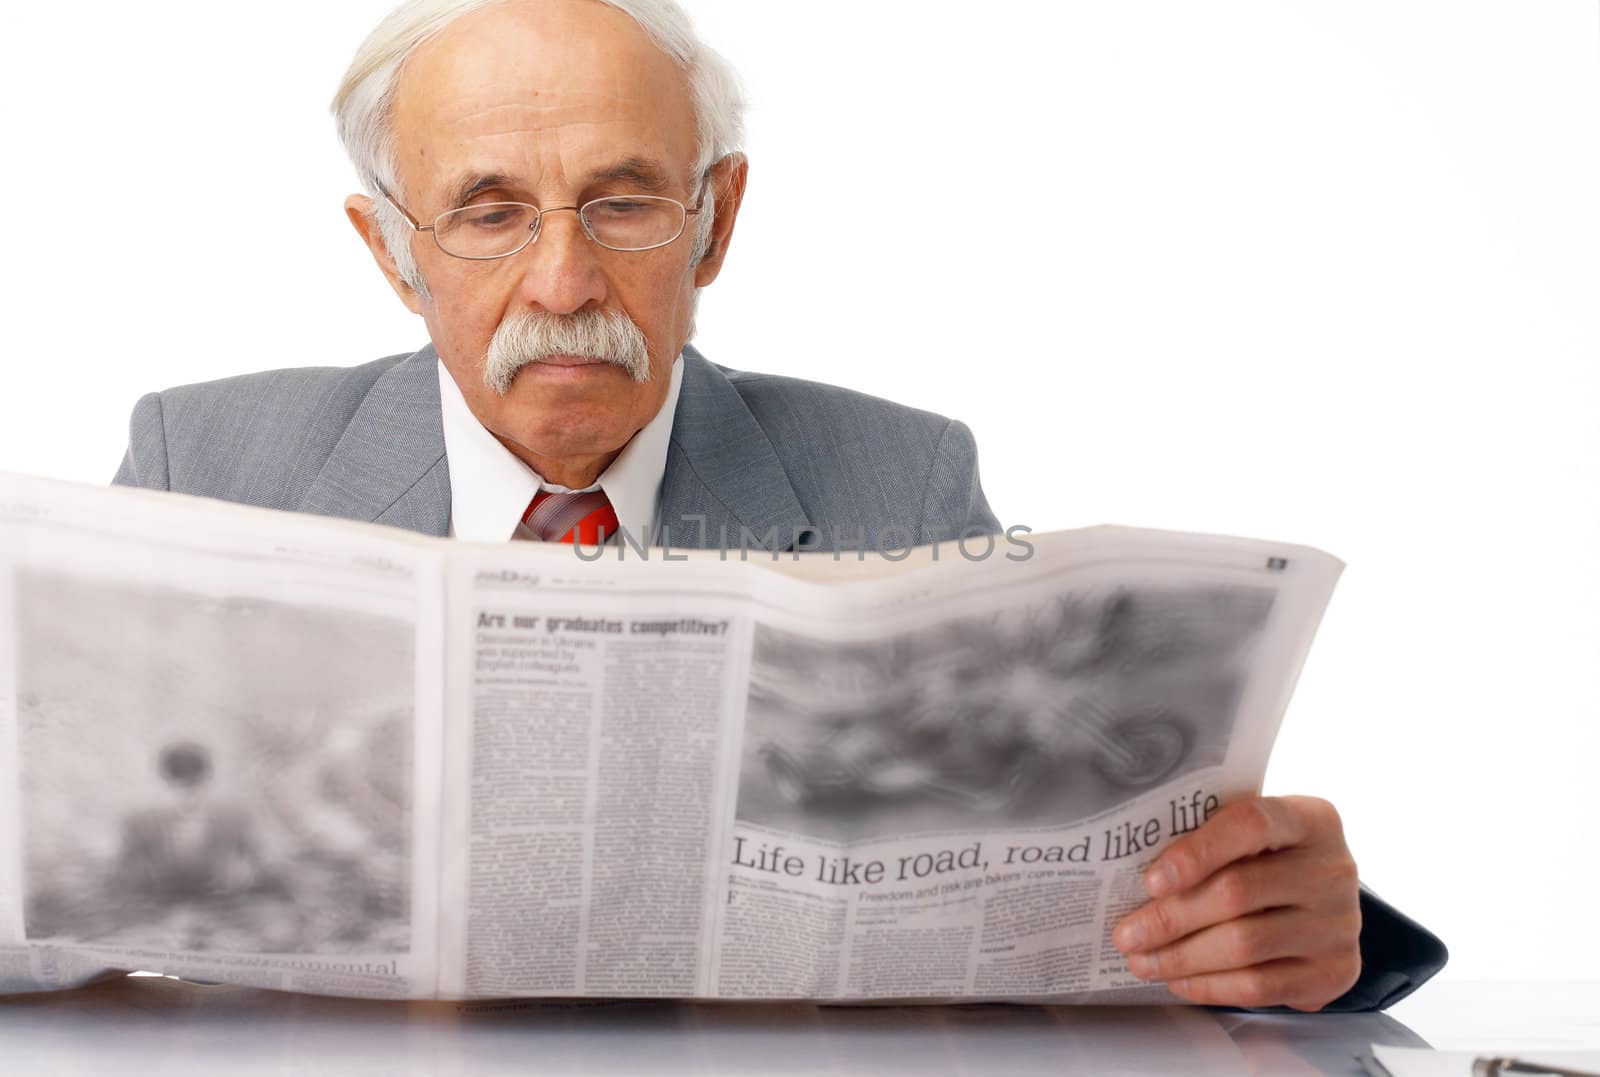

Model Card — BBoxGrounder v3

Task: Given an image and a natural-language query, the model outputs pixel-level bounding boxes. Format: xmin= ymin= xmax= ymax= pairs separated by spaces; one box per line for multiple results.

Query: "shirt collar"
xmin=437 ymin=354 xmax=684 ymax=543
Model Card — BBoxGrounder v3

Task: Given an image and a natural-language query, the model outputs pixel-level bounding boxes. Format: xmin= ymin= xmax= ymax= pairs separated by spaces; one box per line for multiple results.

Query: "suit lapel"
xmin=298 ymin=346 xmax=452 ymax=537
xmin=659 ymin=347 xmax=815 ymax=552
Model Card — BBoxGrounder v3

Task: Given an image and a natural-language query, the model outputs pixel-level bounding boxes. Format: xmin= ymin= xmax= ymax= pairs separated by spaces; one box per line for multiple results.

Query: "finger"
xmin=1115 ymin=845 xmax=1357 ymax=953
xmin=1124 ymin=906 xmax=1356 ymax=982
xmin=1165 ymin=955 xmax=1363 ymax=1012
xmin=1144 ymin=796 xmax=1339 ymax=899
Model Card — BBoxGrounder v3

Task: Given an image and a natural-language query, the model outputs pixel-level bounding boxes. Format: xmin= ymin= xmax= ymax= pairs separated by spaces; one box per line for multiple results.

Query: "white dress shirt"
xmin=437 ymin=354 xmax=684 ymax=544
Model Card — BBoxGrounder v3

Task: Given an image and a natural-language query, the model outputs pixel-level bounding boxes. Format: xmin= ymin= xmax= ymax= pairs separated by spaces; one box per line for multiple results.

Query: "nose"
xmin=513 ymin=207 xmax=608 ymax=315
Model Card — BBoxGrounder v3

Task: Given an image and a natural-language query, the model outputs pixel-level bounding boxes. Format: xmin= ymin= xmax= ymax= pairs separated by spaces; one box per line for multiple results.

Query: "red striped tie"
xmin=516 ymin=489 xmax=619 ymax=544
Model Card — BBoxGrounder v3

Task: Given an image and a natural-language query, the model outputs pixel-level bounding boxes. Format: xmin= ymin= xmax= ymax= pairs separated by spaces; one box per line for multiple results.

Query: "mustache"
xmin=483 ymin=309 xmax=652 ymax=394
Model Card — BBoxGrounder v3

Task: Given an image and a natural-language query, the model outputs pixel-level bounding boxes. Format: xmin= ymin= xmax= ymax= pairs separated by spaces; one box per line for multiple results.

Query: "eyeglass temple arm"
xmin=375 ymin=184 xmax=432 ymax=234
xmin=686 ymin=164 xmax=725 ymax=215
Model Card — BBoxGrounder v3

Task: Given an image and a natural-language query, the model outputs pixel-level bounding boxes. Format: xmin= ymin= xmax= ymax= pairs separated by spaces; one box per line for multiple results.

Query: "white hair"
xmin=332 ymin=0 xmax=745 ymax=297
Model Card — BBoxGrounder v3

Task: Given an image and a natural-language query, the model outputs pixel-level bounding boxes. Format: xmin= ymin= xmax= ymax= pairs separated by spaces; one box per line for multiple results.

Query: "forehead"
xmin=389 ymin=0 xmax=700 ymax=202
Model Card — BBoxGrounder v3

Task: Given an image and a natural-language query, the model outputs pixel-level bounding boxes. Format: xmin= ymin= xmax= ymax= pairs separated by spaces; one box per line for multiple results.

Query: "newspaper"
xmin=0 ymin=471 xmax=1341 ymax=1002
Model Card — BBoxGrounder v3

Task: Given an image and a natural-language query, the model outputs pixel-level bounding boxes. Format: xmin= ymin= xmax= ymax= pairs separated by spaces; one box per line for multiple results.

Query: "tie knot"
xmin=517 ymin=489 xmax=619 ymax=544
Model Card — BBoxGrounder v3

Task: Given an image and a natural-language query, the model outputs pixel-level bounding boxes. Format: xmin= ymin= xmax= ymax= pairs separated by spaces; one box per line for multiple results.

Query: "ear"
xmin=345 ymin=194 xmax=426 ymax=315
xmin=693 ymin=153 xmax=749 ymax=288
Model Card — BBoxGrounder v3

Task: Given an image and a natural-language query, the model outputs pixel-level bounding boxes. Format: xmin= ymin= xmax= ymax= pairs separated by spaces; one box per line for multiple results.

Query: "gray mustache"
xmin=483 ymin=309 xmax=651 ymax=394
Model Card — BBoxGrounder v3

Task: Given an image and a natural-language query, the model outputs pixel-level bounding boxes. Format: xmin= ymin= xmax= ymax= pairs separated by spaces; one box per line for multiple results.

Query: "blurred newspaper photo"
xmin=0 ymin=472 xmax=1341 ymax=1001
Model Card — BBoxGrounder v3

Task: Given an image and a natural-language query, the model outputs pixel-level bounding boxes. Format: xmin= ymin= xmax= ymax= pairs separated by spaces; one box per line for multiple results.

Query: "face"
xmin=348 ymin=0 xmax=746 ymax=486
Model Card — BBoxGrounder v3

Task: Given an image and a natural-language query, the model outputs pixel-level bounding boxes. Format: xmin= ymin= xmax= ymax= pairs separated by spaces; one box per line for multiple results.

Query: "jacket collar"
xmin=660 ymin=346 xmax=815 ymax=552
xmin=298 ymin=344 xmax=452 ymax=537
xmin=296 ymin=342 xmax=815 ymax=551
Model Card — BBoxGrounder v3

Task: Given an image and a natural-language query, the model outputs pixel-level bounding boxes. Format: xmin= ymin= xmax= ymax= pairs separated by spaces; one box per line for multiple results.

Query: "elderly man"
xmin=113 ymin=0 xmax=1443 ymax=1011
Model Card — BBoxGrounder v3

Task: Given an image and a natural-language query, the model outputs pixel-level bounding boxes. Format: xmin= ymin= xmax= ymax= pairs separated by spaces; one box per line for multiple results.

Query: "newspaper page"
xmin=0 ymin=473 xmax=447 ymax=999
xmin=0 ymin=474 xmax=1339 ymax=1002
xmin=437 ymin=544 xmax=756 ymax=999
xmin=437 ymin=523 xmax=1337 ymax=1001
xmin=706 ymin=527 xmax=1339 ymax=1002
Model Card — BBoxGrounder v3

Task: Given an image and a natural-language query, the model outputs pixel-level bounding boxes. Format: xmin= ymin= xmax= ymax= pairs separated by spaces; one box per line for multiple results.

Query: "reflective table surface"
xmin=1 ymin=978 xmax=1595 ymax=1075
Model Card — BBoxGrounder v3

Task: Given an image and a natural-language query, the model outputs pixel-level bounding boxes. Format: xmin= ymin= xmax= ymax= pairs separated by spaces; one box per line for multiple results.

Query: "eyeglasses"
xmin=379 ymin=178 xmax=709 ymax=260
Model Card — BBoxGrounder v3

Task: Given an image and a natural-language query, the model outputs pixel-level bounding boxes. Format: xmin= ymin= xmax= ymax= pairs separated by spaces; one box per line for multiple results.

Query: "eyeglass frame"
xmin=376 ymin=171 xmax=715 ymax=260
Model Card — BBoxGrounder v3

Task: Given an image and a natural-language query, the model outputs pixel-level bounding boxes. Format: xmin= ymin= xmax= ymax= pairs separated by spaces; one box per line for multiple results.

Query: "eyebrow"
xmin=587 ymin=157 xmax=675 ymax=193
xmin=441 ymin=157 xmax=678 ymax=210
xmin=444 ymin=173 xmax=519 ymax=211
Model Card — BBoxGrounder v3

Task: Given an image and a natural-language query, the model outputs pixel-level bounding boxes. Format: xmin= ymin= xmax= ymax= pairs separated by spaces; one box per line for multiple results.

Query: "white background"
xmin=2 ymin=2 xmax=1596 ymax=983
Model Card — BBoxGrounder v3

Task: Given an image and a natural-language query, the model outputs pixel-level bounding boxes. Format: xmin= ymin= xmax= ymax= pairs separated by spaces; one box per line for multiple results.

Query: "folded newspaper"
xmin=0 ymin=471 xmax=1341 ymax=1002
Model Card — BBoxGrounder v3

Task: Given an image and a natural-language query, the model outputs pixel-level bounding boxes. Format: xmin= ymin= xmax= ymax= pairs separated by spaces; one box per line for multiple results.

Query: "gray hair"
xmin=332 ymin=0 xmax=745 ymax=297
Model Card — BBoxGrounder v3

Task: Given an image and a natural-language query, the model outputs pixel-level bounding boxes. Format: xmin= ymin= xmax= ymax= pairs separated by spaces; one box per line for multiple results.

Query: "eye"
xmin=452 ymin=204 xmax=529 ymax=231
xmin=589 ymin=198 xmax=651 ymax=219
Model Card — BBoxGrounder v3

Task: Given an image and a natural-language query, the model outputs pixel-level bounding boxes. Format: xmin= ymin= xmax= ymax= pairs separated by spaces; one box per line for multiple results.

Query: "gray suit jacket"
xmin=111 ymin=343 xmax=1444 ymax=1012
xmin=113 ymin=343 xmax=999 ymax=550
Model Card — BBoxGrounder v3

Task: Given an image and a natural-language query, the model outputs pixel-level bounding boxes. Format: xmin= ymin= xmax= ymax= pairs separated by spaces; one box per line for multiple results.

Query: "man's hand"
xmin=1111 ymin=795 xmax=1362 ymax=1012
